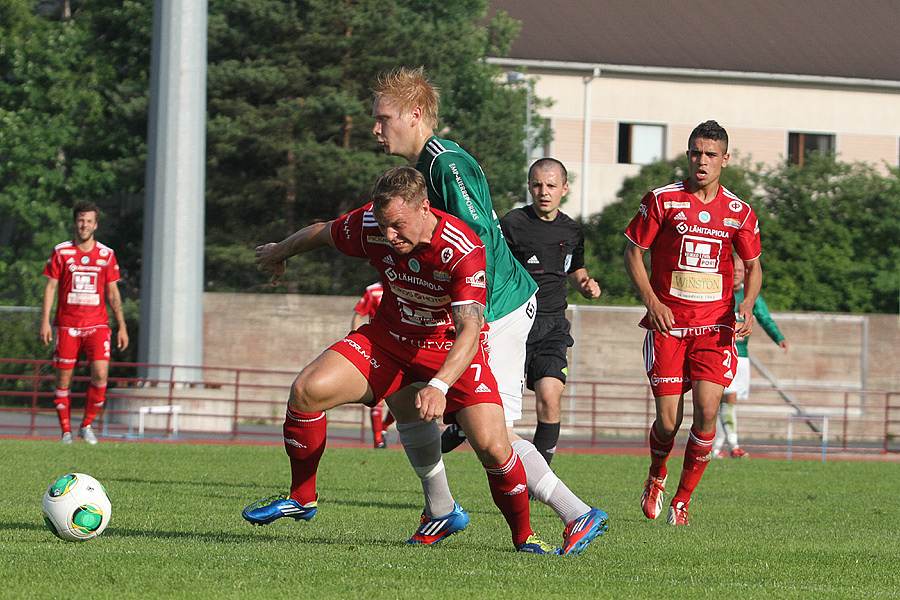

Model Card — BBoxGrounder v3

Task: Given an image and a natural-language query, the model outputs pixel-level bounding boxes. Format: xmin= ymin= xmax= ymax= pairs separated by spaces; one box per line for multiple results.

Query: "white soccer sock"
xmin=511 ymin=438 xmax=589 ymax=524
xmin=711 ymin=414 xmax=727 ymax=455
xmin=721 ymin=403 xmax=739 ymax=448
xmin=397 ymin=421 xmax=455 ymax=517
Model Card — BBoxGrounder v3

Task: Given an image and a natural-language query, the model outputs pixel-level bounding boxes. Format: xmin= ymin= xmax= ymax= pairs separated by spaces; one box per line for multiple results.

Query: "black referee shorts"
xmin=524 ymin=315 xmax=574 ymax=391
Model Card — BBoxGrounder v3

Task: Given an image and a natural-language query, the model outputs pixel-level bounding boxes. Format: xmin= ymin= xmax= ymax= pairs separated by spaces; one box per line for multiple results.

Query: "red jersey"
xmin=331 ymin=204 xmax=487 ymax=342
xmin=353 ymin=282 xmax=384 ymax=318
xmin=43 ymin=240 xmax=121 ymax=328
xmin=624 ymin=180 xmax=761 ymax=329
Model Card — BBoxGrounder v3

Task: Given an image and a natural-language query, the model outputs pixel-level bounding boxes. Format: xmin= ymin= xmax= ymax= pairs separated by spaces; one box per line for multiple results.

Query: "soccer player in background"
xmin=40 ymin=200 xmax=129 ymax=444
xmin=350 ymin=281 xmax=395 ymax=448
xmin=371 ymin=67 xmax=607 ymax=554
xmin=712 ymin=258 xmax=788 ymax=459
xmin=244 ymin=166 xmax=559 ymax=553
xmin=623 ymin=120 xmax=762 ymax=525
xmin=500 ymin=158 xmax=601 ymax=465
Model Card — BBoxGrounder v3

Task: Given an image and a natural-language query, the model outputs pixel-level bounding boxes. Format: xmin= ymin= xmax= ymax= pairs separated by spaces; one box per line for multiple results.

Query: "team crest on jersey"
xmin=441 ymin=247 xmax=454 ymax=263
xmin=723 ymin=218 xmax=741 ymax=228
xmin=433 ymin=270 xmax=451 ymax=282
xmin=81 ymin=256 xmax=90 ymax=265
xmin=466 ymin=270 xmax=486 ymax=288
xmin=382 ymin=254 xmax=395 ymax=265
xmin=665 ymin=201 xmax=691 ymax=209
xmin=407 ymin=258 xmax=420 ymax=273
xmin=729 ymin=200 xmax=742 ymax=212
xmin=698 ymin=211 xmax=711 ymax=224
xmin=676 ymin=223 xmax=689 ymax=235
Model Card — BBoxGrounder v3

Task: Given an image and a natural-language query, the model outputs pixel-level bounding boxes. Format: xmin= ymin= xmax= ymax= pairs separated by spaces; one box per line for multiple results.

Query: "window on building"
xmin=618 ymin=123 xmax=666 ymax=165
xmin=788 ymin=132 xmax=835 ymax=166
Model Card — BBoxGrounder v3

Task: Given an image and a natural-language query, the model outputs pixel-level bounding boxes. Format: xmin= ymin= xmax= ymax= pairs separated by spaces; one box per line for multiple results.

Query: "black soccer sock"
xmin=532 ymin=421 xmax=561 ymax=465
xmin=440 ymin=423 xmax=467 ymax=453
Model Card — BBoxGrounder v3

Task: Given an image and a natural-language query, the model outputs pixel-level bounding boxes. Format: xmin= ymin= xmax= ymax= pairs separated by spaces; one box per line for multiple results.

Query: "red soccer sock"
xmin=484 ymin=450 xmax=533 ymax=548
xmin=81 ymin=383 xmax=107 ymax=427
xmin=648 ymin=420 xmax=676 ymax=480
xmin=382 ymin=409 xmax=395 ymax=431
xmin=54 ymin=388 xmax=71 ymax=433
xmin=370 ymin=405 xmax=384 ymax=444
xmin=672 ymin=426 xmax=716 ymax=507
xmin=283 ymin=408 xmax=327 ymax=505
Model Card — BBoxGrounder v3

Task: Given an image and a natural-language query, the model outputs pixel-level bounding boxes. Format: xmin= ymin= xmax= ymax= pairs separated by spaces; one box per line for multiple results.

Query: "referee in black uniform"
xmin=500 ymin=158 xmax=601 ymax=465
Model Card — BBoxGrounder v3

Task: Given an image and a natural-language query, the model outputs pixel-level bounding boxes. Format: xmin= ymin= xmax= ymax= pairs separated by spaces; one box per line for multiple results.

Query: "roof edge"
xmin=485 ymin=57 xmax=900 ymax=90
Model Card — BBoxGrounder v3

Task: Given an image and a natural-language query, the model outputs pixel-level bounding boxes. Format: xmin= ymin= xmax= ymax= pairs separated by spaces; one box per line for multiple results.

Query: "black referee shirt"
xmin=500 ymin=204 xmax=586 ymax=316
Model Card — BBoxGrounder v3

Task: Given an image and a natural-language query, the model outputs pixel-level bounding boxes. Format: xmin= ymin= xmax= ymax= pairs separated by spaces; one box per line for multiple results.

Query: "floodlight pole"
xmin=138 ymin=0 xmax=208 ymax=382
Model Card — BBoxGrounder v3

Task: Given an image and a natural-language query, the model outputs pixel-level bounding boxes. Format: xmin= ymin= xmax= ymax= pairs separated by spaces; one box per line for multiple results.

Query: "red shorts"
xmin=642 ymin=325 xmax=737 ymax=396
xmin=53 ymin=326 xmax=111 ymax=369
xmin=328 ymin=323 xmax=502 ymax=424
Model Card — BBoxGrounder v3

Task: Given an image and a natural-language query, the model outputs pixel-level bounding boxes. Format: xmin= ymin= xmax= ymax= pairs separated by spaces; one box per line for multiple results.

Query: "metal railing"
xmin=1 ymin=358 xmax=898 ymax=456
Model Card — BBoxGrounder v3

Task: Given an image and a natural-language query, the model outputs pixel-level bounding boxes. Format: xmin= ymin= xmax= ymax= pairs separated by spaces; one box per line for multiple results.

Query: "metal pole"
xmin=139 ymin=0 xmax=208 ymax=382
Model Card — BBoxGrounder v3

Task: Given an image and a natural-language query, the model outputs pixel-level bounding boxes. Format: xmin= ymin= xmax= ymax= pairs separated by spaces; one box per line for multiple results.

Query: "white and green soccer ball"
xmin=42 ymin=473 xmax=111 ymax=542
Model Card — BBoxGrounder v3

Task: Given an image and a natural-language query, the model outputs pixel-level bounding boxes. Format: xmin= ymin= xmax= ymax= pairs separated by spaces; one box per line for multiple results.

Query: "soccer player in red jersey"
xmin=243 ymin=166 xmax=558 ymax=553
xmin=624 ymin=121 xmax=762 ymax=525
xmin=350 ymin=281 xmax=395 ymax=448
xmin=40 ymin=201 xmax=129 ymax=445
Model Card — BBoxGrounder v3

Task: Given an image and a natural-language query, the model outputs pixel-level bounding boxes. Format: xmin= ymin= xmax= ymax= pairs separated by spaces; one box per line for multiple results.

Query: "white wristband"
xmin=427 ymin=377 xmax=450 ymax=394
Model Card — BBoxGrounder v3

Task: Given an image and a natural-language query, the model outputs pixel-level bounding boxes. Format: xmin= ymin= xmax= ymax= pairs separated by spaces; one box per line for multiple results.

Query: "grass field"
xmin=1 ymin=438 xmax=897 ymax=600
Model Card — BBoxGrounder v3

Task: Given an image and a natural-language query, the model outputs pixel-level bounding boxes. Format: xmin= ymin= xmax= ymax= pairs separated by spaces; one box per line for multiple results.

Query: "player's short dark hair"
xmin=688 ymin=120 xmax=729 ymax=153
xmin=371 ymin=166 xmax=427 ymax=211
xmin=73 ymin=201 xmax=101 ymax=221
xmin=528 ymin=157 xmax=568 ymax=184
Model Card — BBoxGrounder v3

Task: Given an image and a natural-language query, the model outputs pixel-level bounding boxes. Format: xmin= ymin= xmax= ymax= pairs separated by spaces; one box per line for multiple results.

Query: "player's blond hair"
xmin=373 ymin=66 xmax=440 ymax=130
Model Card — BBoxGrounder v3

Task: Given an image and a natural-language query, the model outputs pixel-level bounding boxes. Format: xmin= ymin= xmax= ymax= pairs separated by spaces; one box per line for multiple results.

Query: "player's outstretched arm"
xmin=254 ymin=221 xmax=335 ymax=287
xmin=415 ymin=302 xmax=485 ymax=422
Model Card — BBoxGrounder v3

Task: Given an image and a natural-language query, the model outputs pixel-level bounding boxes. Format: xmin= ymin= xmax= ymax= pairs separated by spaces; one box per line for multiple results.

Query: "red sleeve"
xmin=733 ymin=207 xmax=762 ymax=262
xmin=354 ymin=291 xmax=375 ymax=316
xmin=448 ymin=245 xmax=487 ymax=307
xmin=330 ymin=206 xmax=369 ymax=259
xmin=624 ymin=191 xmax=661 ymax=249
xmin=42 ymin=250 xmax=61 ymax=280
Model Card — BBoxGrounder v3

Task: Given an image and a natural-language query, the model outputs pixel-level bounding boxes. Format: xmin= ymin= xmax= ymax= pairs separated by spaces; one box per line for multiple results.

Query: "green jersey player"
xmin=371 ymin=66 xmax=607 ymax=555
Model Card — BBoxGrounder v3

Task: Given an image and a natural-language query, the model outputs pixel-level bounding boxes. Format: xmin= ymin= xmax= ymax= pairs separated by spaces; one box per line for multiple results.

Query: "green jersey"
xmin=734 ymin=286 xmax=785 ymax=357
xmin=415 ymin=136 xmax=537 ymax=321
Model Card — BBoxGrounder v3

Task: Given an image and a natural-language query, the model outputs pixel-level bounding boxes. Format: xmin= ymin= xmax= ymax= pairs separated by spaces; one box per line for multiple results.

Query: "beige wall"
xmin=523 ymin=70 xmax=900 ymax=218
xmin=203 ymin=293 xmax=900 ymax=394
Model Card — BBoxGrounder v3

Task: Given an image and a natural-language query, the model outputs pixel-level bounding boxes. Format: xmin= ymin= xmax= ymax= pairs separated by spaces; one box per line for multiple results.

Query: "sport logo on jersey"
xmin=466 ymin=270 xmax=486 ymax=288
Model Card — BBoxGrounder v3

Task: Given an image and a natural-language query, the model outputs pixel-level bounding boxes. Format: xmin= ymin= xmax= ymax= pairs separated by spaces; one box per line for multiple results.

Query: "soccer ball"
xmin=42 ymin=473 xmax=111 ymax=542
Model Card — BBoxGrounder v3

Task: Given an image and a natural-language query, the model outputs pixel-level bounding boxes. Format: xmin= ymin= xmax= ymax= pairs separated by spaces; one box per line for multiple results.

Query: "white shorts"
xmin=486 ymin=293 xmax=536 ymax=425
xmin=723 ymin=356 xmax=750 ymax=401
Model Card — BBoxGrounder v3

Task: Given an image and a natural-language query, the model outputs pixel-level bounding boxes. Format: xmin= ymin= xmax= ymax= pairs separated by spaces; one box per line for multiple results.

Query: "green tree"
xmin=204 ymin=0 xmax=528 ymax=293
xmin=757 ymin=154 xmax=900 ymax=313
xmin=0 ymin=0 xmax=149 ymax=309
